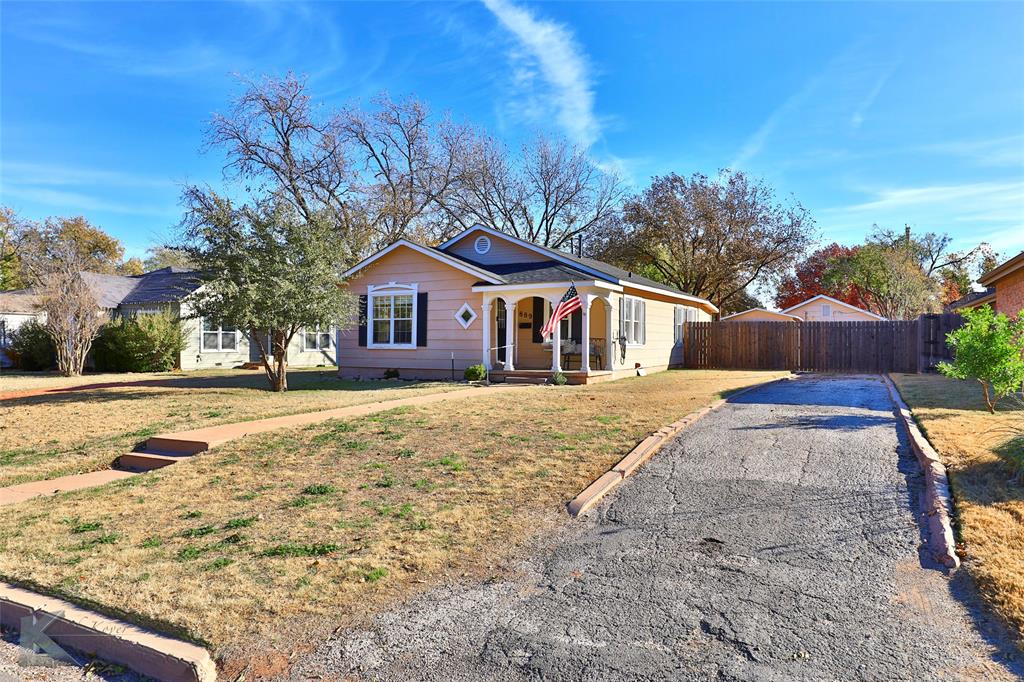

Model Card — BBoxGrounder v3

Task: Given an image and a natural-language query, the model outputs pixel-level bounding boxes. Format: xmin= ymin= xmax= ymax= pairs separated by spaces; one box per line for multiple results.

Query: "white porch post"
xmin=604 ymin=298 xmax=614 ymax=370
xmin=504 ymin=297 xmax=517 ymax=371
xmin=581 ymin=293 xmax=593 ymax=373
xmin=550 ymin=297 xmax=562 ymax=373
xmin=482 ymin=298 xmax=492 ymax=370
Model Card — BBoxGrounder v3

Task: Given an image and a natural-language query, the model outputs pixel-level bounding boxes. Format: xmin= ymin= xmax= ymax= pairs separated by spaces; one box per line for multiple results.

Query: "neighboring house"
xmin=977 ymin=251 xmax=1024 ymax=317
xmin=946 ymin=287 xmax=996 ymax=313
xmin=0 ymin=267 xmax=337 ymax=370
xmin=723 ymin=294 xmax=885 ymax=323
xmin=338 ymin=224 xmax=717 ymax=383
xmin=0 ymin=291 xmax=43 ymax=366
xmin=720 ymin=308 xmax=802 ymax=322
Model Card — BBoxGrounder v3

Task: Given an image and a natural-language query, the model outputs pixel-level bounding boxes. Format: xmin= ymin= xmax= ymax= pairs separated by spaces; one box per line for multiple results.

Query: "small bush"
xmin=8 ymin=320 xmax=55 ymax=370
xmin=93 ymin=312 xmax=186 ymax=372
xmin=383 ymin=368 xmax=400 ymax=379
xmin=551 ymin=371 xmax=568 ymax=386
xmin=938 ymin=305 xmax=1024 ymax=412
xmin=464 ymin=364 xmax=486 ymax=381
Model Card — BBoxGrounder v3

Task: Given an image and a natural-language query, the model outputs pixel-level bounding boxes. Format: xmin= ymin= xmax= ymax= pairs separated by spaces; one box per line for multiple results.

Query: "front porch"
xmin=476 ymin=283 xmax=620 ymax=379
xmin=488 ymin=369 xmax=616 ymax=385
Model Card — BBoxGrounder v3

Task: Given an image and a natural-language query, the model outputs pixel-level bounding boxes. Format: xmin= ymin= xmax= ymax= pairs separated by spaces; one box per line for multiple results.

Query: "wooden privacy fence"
xmin=683 ymin=314 xmax=962 ymax=373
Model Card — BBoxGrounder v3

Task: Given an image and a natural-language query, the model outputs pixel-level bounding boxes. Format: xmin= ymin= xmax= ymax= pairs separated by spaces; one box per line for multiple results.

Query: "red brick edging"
xmin=882 ymin=374 xmax=961 ymax=570
xmin=567 ymin=375 xmax=795 ymax=517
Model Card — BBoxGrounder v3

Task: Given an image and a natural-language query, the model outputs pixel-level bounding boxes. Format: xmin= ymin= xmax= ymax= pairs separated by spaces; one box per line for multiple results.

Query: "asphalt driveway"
xmin=290 ymin=375 xmax=1020 ymax=681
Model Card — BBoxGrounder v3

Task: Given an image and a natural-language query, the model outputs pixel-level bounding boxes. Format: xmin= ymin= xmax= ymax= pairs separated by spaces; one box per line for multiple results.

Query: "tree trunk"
xmin=273 ymin=351 xmax=288 ymax=392
xmin=979 ymin=379 xmax=995 ymax=413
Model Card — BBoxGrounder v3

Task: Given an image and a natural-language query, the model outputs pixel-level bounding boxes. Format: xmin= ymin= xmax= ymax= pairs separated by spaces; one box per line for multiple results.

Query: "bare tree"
xmin=597 ymin=170 xmax=814 ymax=311
xmin=38 ymin=244 xmax=105 ymax=376
xmin=340 ymin=94 xmax=471 ymax=246
xmin=441 ymin=133 xmax=623 ymax=249
xmin=206 ymin=73 xmax=370 ymax=263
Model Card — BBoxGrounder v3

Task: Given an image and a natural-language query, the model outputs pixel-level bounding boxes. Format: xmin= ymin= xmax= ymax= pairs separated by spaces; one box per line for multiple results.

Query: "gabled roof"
xmin=947 ymin=288 xmax=996 ymax=311
xmin=979 ymin=251 xmax=1024 ymax=287
xmin=121 ymin=267 xmax=203 ymax=304
xmin=438 ymin=225 xmax=718 ymax=312
xmin=0 ymin=267 xmax=204 ymax=312
xmin=342 ymin=239 xmax=504 ymax=284
xmin=781 ymin=294 xmax=886 ymax=320
xmin=720 ymin=308 xmax=802 ymax=322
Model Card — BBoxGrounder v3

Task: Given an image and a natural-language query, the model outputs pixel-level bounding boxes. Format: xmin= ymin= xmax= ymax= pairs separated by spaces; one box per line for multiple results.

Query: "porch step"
xmin=117 ymin=450 xmax=192 ymax=472
xmin=503 ymin=376 xmax=551 ymax=385
xmin=144 ymin=436 xmax=209 ymax=455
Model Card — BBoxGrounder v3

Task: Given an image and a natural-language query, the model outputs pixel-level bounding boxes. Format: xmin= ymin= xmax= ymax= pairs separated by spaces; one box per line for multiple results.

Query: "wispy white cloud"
xmin=3 ymin=161 xmax=176 ymax=190
xmin=729 ymin=74 xmax=821 ymax=171
xmin=850 ymin=65 xmax=896 ymax=129
xmin=481 ymin=0 xmax=599 ymax=147
xmin=0 ymin=184 xmax=175 ymax=217
xmin=821 ymin=179 xmax=1024 ymax=252
xmin=919 ymin=135 xmax=1024 ymax=168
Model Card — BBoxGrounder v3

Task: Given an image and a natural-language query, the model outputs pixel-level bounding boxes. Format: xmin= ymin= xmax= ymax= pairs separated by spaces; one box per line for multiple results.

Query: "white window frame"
xmin=621 ymin=296 xmax=646 ymax=346
xmin=200 ymin=318 xmax=239 ymax=353
xmin=367 ymin=282 xmax=418 ymax=350
xmin=302 ymin=325 xmax=334 ymax=351
xmin=674 ymin=306 xmax=685 ymax=345
xmin=454 ymin=302 xmax=477 ymax=329
xmin=821 ymin=303 xmax=832 ymax=318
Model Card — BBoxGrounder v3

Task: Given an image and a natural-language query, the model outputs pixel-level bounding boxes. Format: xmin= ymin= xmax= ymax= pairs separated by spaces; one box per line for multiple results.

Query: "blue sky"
xmin=2 ymin=1 xmax=1022 ymax=262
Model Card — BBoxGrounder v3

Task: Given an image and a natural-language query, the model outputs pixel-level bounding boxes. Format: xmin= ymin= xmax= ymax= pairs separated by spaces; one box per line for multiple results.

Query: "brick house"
xmin=978 ymin=251 xmax=1024 ymax=317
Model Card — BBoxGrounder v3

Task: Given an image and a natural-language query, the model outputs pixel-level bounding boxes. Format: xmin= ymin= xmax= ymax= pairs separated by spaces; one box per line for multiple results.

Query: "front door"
xmin=496 ymin=299 xmax=507 ymax=363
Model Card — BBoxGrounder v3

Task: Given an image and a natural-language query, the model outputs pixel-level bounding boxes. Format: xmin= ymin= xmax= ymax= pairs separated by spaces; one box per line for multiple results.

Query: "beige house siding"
xmin=338 ymin=245 xmax=485 ymax=380
xmin=786 ymin=299 xmax=878 ymax=322
xmin=610 ymin=287 xmax=711 ymax=377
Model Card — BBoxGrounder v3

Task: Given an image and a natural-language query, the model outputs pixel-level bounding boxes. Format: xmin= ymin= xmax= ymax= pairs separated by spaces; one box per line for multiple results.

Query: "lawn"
xmin=0 ymin=369 xmax=466 ymax=487
xmin=0 ymin=369 xmax=785 ymax=672
xmin=891 ymin=373 xmax=1024 ymax=643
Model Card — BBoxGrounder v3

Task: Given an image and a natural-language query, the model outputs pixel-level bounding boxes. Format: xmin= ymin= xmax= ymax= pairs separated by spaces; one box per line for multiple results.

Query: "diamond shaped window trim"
xmin=455 ymin=302 xmax=478 ymax=329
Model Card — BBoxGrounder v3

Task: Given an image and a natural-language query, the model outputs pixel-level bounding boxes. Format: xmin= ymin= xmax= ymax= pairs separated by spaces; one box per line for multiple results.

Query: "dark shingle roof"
xmin=120 ymin=267 xmax=203 ymax=304
xmin=80 ymin=272 xmax=141 ymax=308
xmin=947 ymin=288 xmax=996 ymax=311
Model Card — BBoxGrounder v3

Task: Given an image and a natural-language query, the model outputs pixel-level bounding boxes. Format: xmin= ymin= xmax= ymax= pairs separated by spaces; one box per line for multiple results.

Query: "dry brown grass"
xmin=0 ymin=370 xmax=465 ymax=487
xmin=0 ymin=369 xmax=203 ymax=392
xmin=891 ymin=373 xmax=1024 ymax=642
xmin=0 ymin=369 xmax=784 ymax=661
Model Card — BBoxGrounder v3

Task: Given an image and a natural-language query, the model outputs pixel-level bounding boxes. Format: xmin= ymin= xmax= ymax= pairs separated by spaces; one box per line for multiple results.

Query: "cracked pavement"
xmin=289 ymin=375 xmax=1021 ymax=681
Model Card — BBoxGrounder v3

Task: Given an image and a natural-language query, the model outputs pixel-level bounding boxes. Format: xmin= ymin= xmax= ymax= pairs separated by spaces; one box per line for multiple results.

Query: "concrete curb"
xmin=567 ymin=374 xmax=794 ymax=517
xmin=0 ymin=583 xmax=216 ymax=681
xmin=882 ymin=374 xmax=961 ymax=570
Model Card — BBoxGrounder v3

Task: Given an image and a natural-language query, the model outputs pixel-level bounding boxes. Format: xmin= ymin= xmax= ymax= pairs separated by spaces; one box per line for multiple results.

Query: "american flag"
xmin=541 ymin=283 xmax=582 ymax=339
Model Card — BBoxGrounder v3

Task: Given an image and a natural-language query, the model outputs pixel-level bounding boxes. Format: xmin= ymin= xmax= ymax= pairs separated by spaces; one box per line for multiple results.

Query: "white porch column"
xmin=550 ymin=297 xmax=562 ymax=373
xmin=482 ymin=298 xmax=492 ymax=370
xmin=604 ymin=298 xmax=614 ymax=370
xmin=581 ymin=294 xmax=593 ymax=373
xmin=504 ymin=297 xmax=517 ymax=371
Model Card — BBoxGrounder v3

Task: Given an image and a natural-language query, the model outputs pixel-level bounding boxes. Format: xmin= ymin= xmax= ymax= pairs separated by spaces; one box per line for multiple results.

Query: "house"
xmin=723 ymin=294 xmax=885 ymax=323
xmin=976 ymin=250 xmax=1024 ymax=317
xmin=720 ymin=308 xmax=802 ymax=322
xmin=946 ymin=287 xmax=996 ymax=313
xmin=337 ymin=224 xmax=717 ymax=383
xmin=0 ymin=267 xmax=336 ymax=370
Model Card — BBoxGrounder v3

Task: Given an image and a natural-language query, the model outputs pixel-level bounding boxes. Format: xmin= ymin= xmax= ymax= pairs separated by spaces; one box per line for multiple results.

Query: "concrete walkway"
xmin=289 ymin=375 xmax=1021 ymax=681
xmin=0 ymin=384 xmax=526 ymax=507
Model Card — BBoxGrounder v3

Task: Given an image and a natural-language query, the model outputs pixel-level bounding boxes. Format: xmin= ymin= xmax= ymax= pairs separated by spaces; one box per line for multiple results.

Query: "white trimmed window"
xmin=821 ymin=303 xmax=832 ymax=318
xmin=368 ymin=283 xmax=417 ymax=349
xmin=303 ymin=325 xmax=333 ymax=351
xmin=454 ymin=302 xmax=477 ymax=329
xmin=201 ymin=319 xmax=238 ymax=352
xmin=622 ymin=296 xmax=646 ymax=345
xmin=674 ymin=306 xmax=684 ymax=344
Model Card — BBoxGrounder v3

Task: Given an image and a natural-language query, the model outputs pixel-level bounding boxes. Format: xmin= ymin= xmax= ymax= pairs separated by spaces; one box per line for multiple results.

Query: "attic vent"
xmin=474 ymin=235 xmax=491 ymax=255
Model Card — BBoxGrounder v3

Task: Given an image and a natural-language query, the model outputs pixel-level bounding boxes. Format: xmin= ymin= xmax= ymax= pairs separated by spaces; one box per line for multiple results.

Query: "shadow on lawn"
xmin=0 ymin=375 xmax=452 ymax=409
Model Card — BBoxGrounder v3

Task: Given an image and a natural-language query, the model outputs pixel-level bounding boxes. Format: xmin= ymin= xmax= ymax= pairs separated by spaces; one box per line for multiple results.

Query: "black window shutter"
xmin=416 ymin=292 xmax=428 ymax=347
xmin=570 ymin=309 xmax=582 ymax=342
xmin=532 ymin=297 xmax=544 ymax=343
xmin=357 ymin=295 xmax=367 ymax=347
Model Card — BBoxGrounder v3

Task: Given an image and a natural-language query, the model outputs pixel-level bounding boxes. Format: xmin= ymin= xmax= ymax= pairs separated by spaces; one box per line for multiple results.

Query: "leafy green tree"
xmin=180 ymin=190 xmax=354 ymax=391
xmin=825 ymin=243 xmax=938 ymax=318
xmin=938 ymin=305 xmax=1024 ymax=413
xmin=143 ymin=246 xmax=194 ymax=272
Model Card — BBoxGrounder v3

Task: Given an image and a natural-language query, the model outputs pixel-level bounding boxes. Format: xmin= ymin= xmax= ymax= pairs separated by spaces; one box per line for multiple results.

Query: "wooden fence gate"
xmin=683 ymin=315 xmax=962 ymax=373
